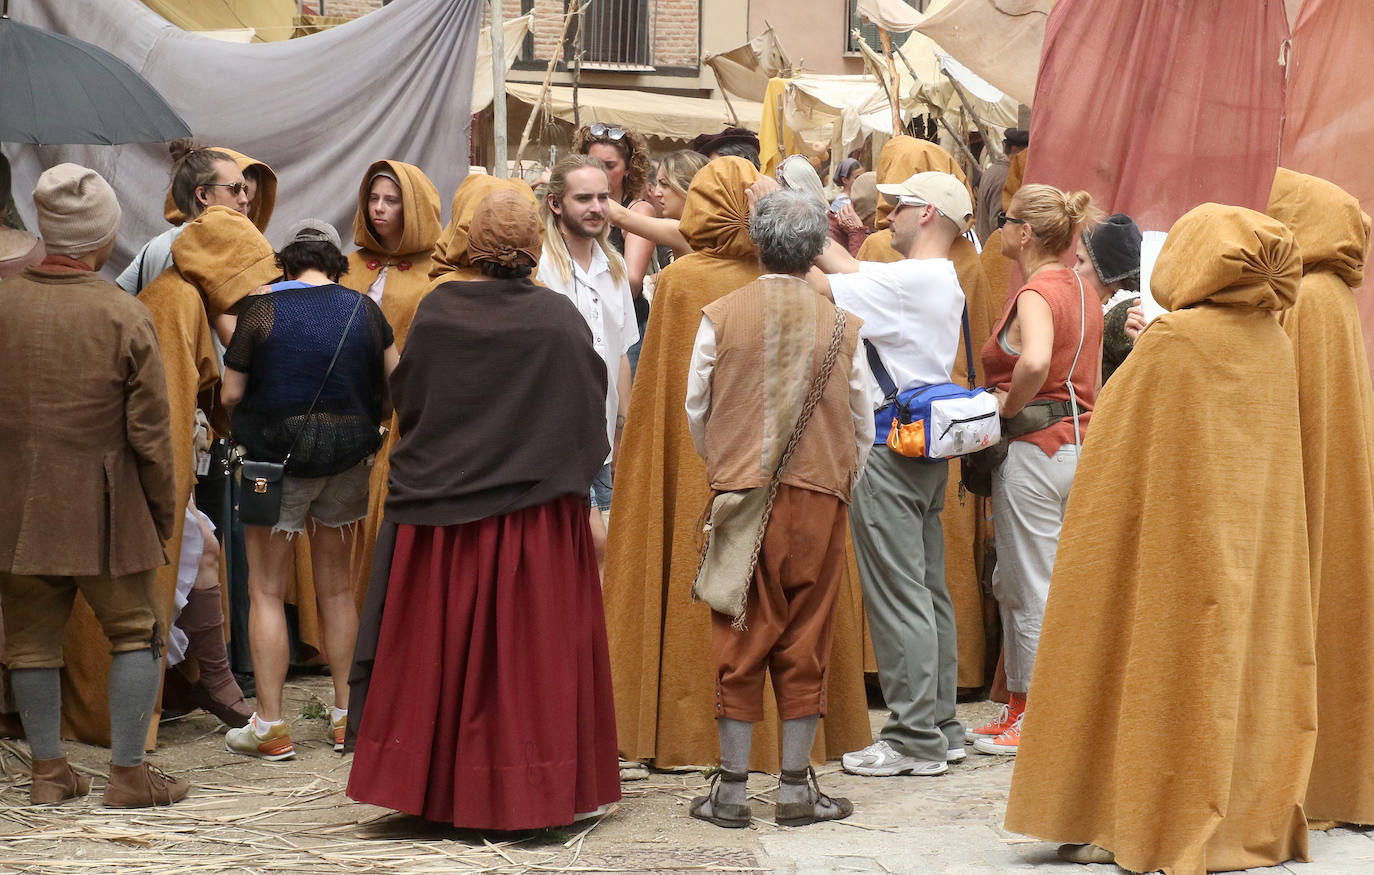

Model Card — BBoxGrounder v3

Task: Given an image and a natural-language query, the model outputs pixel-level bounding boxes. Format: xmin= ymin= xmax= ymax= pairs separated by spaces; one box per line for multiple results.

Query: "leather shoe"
xmin=29 ymin=757 xmax=90 ymax=805
xmin=102 ymin=762 xmax=190 ymax=808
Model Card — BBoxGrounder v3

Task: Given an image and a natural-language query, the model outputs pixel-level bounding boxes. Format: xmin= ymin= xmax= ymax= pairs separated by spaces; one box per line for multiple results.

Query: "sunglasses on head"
xmin=588 ymin=123 xmax=627 ymax=141
xmin=202 ymin=181 xmax=251 ymax=197
xmin=997 ymin=210 xmax=1027 ymax=230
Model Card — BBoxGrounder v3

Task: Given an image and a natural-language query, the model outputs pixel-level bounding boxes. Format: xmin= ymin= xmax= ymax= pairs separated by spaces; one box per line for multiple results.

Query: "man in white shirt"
xmin=536 ymin=155 xmax=637 ymax=568
xmin=809 ymin=171 xmax=973 ymax=779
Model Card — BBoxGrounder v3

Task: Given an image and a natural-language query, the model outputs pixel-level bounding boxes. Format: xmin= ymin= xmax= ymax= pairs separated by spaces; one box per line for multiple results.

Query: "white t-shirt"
xmin=537 ymin=245 xmax=638 ymax=461
xmin=828 ymin=258 xmax=965 ymax=405
xmin=116 ymin=225 xmax=184 ymax=295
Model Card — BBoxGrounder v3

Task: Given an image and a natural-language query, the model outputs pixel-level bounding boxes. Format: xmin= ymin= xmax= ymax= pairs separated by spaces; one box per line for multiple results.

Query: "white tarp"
xmin=702 ymin=26 xmax=791 ymax=104
xmin=507 ymin=83 xmax=764 ymax=145
xmin=5 ymin=0 xmax=481 ymax=273
xmin=473 ymin=14 xmax=533 ymax=113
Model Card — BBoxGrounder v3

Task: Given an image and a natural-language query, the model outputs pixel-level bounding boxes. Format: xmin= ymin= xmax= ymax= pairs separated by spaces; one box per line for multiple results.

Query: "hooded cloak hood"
xmin=170 ymin=205 xmax=279 ymax=316
xmin=352 ymin=160 xmax=442 ymax=258
xmin=677 ymin=156 xmax=760 ymax=259
xmin=1267 ymin=167 xmax=1370 ymax=286
xmin=427 ymin=174 xmax=537 ymax=288
xmin=163 ymin=147 xmax=278 ymax=232
xmin=1151 ymin=203 xmax=1300 ymax=313
xmin=872 ymin=137 xmax=970 ymax=230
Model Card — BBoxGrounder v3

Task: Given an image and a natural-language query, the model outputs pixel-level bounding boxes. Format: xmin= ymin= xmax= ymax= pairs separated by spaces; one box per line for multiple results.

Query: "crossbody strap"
xmin=281 ymin=291 xmax=366 ymax=465
xmin=863 ymin=303 xmax=975 ymax=402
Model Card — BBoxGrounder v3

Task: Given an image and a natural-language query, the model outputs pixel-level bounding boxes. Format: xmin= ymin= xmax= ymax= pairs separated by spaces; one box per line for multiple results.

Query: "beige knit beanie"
xmin=32 ymin=163 xmax=121 ymax=256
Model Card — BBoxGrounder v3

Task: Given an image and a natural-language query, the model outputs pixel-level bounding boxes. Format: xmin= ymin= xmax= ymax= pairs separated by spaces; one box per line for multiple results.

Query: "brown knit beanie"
xmin=32 ymin=163 xmax=121 ymax=256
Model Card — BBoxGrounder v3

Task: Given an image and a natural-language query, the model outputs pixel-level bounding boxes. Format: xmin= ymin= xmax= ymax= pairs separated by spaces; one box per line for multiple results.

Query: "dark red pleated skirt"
xmin=346 ymin=495 xmax=621 ymax=830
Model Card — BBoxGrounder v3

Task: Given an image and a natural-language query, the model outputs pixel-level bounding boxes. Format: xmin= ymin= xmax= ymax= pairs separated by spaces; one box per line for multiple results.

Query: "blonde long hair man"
xmin=537 ymin=155 xmax=635 ymax=570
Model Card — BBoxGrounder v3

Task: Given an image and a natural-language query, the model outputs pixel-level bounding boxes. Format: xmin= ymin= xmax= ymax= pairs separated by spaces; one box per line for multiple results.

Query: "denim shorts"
xmin=274 ymin=464 xmax=370 ymax=534
xmin=589 ymin=463 xmax=613 ymax=512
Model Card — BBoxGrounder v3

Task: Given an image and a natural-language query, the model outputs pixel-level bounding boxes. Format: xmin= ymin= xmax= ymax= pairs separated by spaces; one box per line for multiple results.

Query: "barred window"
xmin=573 ymin=0 xmax=653 ymax=70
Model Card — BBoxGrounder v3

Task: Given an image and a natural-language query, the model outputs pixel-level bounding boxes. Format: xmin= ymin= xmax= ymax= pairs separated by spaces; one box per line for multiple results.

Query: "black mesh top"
xmin=225 ymin=282 xmax=393 ymax=477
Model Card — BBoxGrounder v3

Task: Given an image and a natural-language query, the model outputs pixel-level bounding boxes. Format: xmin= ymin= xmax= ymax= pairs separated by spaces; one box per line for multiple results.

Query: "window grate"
xmin=570 ymin=0 xmax=654 ymax=71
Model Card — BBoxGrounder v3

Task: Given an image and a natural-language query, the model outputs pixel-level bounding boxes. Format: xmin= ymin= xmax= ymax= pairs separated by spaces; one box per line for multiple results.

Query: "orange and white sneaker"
xmin=225 ymin=714 xmax=295 ymax=761
xmin=964 ymin=703 xmax=1017 ymax=744
xmin=972 ymin=713 xmax=1022 ymax=755
xmin=331 ymin=712 xmax=347 ymax=753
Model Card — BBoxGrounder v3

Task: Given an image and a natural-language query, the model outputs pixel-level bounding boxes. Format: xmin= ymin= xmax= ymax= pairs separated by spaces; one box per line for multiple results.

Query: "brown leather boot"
xmin=29 ymin=757 xmax=90 ymax=805
xmin=102 ymin=762 xmax=190 ymax=808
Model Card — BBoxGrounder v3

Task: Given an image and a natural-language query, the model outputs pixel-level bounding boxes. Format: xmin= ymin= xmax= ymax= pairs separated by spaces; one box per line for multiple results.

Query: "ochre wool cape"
xmin=59 ymin=210 xmax=277 ymax=748
xmin=163 ymin=147 xmax=278 ymax=233
xmin=856 ymin=135 xmax=995 ymax=689
xmin=603 ymin=157 xmax=871 ymax=769
xmin=334 ymin=160 xmax=441 ymax=617
xmin=1005 ymin=204 xmax=1316 ymax=875
xmin=1269 ymin=168 xmax=1374 ymax=825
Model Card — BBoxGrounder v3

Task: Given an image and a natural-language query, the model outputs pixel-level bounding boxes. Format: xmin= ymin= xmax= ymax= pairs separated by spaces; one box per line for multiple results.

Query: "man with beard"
xmin=536 ymin=155 xmax=636 ymax=570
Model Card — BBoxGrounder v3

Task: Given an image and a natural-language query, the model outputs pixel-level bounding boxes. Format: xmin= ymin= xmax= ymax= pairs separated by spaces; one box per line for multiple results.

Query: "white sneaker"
xmin=841 ymin=740 xmax=947 ymax=777
xmin=946 ymin=746 xmax=967 ymax=763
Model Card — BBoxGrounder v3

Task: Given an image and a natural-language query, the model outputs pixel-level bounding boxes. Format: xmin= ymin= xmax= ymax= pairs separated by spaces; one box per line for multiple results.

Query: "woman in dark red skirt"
xmin=345 ymin=188 xmax=620 ymax=830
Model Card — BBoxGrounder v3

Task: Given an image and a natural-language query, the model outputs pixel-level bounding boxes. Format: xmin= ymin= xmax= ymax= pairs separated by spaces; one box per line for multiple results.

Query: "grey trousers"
xmin=991 ymin=440 xmax=1079 ymax=693
xmin=849 ymin=447 xmax=963 ymax=761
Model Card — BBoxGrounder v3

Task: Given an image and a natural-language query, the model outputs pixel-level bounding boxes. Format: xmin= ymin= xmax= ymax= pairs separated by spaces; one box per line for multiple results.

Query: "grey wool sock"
xmin=10 ymin=668 xmax=63 ymax=761
xmin=715 ymin=717 xmax=753 ymax=806
xmin=108 ymin=648 xmax=163 ymax=767
xmin=779 ymin=715 xmax=819 ymax=805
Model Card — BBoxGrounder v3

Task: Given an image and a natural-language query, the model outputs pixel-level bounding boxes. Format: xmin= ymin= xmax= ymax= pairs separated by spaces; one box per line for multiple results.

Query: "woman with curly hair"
xmin=573 ymin=124 xmax=656 ymax=296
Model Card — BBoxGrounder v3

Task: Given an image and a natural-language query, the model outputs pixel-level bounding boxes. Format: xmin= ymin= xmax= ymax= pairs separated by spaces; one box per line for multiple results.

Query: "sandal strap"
xmin=712 ymin=767 xmax=750 ymax=784
xmin=778 ymin=766 xmax=814 ymax=786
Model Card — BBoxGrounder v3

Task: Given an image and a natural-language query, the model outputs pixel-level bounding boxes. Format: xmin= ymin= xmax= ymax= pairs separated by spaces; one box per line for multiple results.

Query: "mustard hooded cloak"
xmin=1268 ymin=168 xmax=1374 ymax=825
xmin=855 ymin=136 xmax=996 ymax=688
xmin=603 ymin=157 xmax=872 ymax=769
xmin=60 ymin=207 xmax=278 ymax=748
xmin=163 ymin=147 xmax=278 ymax=233
xmin=1004 ymin=204 xmax=1316 ymax=875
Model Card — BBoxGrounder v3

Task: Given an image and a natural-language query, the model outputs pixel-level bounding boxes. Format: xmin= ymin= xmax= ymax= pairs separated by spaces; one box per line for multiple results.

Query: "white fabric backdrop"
xmin=4 ymin=0 xmax=480 ymax=273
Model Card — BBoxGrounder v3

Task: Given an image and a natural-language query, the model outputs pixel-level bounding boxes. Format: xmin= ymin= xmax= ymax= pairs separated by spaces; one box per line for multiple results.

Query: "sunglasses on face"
xmin=997 ymin=210 xmax=1027 ymax=230
xmin=588 ymin=123 xmax=627 ymax=141
xmin=202 ymin=181 xmax=251 ymax=197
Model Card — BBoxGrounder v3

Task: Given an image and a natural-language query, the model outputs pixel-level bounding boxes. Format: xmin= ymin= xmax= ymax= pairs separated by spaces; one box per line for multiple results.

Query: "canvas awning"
xmin=138 ymin=0 xmax=297 ymax=42
xmin=915 ymin=0 xmax=1053 ymax=107
xmin=472 ymin=14 xmax=532 ymax=113
xmin=506 ymin=83 xmax=764 ymax=144
xmin=702 ymin=26 xmax=791 ymax=104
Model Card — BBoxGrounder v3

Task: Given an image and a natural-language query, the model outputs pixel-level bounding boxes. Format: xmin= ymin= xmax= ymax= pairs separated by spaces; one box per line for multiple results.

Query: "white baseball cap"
xmin=876 ymin=171 xmax=974 ymax=233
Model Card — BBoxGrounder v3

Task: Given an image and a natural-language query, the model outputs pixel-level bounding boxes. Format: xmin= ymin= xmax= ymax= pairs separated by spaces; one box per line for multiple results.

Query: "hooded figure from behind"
xmin=1267 ymin=167 xmax=1374 ymax=827
xmin=1004 ymin=203 xmax=1315 ymax=875
xmin=602 ymin=156 xmax=873 ymax=771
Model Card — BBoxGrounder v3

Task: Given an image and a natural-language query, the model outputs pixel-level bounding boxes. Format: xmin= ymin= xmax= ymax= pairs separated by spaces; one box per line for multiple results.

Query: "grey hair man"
xmin=810 ymin=171 xmax=973 ymax=779
xmin=683 ymin=188 xmax=876 ymax=828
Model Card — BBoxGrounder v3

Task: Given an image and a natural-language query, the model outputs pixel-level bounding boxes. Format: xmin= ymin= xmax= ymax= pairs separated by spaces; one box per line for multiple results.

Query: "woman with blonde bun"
xmin=971 ymin=184 xmax=1104 ymax=756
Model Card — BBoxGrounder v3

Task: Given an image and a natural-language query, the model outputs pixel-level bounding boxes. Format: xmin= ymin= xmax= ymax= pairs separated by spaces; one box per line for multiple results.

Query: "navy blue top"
xmin=225 ymin=282 xmax=393 ymax=477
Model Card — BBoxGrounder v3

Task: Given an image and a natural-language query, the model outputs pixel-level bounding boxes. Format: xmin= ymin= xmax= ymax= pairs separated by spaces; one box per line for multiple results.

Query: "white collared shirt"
xmin=827 ymin=258 xmax=965 ymax=406
xmin=537 ymin=245 xmax=638 ymax=459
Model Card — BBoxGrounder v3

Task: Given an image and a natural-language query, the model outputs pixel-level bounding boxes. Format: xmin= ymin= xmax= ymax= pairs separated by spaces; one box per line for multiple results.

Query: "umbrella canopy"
xmin=0 ymin=13 xmax=190 ymax=144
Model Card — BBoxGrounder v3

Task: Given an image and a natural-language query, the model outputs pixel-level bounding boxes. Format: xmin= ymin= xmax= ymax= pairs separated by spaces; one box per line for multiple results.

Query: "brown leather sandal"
xmin=688 ymin=768 xmax=752 ymax=828
xmin=775 ymin=766 xmax=853 ymax=827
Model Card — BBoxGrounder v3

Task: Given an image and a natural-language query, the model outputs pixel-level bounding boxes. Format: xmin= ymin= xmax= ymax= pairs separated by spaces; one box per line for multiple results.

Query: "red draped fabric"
xmin=1024 ymin=0 xmax=1289 ymax=232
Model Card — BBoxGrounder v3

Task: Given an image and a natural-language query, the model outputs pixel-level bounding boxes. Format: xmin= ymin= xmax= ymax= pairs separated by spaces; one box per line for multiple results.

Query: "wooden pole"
xmin=490 ymin=0 xmax=508 ymax=178
xmin=877 ymin=28 xmax=902 ymax=136
xmin=515 ymin=0 xmax=588 ymax=164
xmin=939 ymin=67 xmax=1004 ymax=163
xmin=710 ymin=66 xmax=742 ymax=126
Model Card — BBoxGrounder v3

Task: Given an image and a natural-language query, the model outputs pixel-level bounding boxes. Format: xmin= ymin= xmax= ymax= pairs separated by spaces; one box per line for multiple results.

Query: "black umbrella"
xmin=0 ymin=0 xmax=191 ymax=145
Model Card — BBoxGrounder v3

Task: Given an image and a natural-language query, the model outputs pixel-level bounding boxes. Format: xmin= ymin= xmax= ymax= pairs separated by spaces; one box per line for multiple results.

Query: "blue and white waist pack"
xmin=867 ymin=307 xmax=1001 ymax=460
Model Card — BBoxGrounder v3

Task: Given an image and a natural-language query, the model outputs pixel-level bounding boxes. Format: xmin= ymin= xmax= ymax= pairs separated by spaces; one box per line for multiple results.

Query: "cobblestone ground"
xmin=0 ymin=675 xmax=1370 ymax=874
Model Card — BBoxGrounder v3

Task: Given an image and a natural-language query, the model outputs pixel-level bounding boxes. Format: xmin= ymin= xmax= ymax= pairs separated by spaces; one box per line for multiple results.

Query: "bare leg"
xmin=588 ymin=509 xmax=608 ymax=580
xmin=307 ymin=521 xmax=359 ymax=711
xmin=244 ymin=526 xmax=294 ymax=722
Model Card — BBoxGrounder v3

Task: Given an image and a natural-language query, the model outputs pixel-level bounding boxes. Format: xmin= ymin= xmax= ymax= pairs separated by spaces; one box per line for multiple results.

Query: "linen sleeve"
xmin=124 ymin=313 xmax=178 ymax=542
xmin=619 ymin=278 xmax=639 ymax=355
xmin=684 ymin=315 xmax=716 ymax=461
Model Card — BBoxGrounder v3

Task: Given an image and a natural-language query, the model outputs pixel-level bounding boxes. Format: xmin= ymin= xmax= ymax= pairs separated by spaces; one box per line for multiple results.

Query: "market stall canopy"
xmin=702 ymin=25 xmax=790 ymax=104
xmin=915 ymin=0 xmax=1053 ymax=107
xmin=138 ymin=0 xmax=296 ymax=42
xmin=0 ymin=16 xmax=191 ymax=144
xmin=472 ymin=14 xmax=531 ymax=113
xmin=506 ymin=83 xmax=764 ymax=145
xmin=6 ymin=0 xmax=481 ymax=273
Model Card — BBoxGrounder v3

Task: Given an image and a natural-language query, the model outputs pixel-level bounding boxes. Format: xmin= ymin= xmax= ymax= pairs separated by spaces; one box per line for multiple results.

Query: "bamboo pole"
xmin=877 ymin=28 xmax=903 ymax=136
xmin=514 ymin=0 xmax=589 ymax=164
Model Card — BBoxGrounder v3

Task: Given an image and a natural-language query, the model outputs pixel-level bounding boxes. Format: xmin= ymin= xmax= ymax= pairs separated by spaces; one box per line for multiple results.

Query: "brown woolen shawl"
xmin=855 ymin=135 xmax=997 ymax=688
xmin=1268 ymin=167 xmax=1374 ymax=825
xmin=601 ymin=157 xmax=873 ymax=769
xmin=347 ymin=273 xmax=607 ymax=747
xmin=1005 ymin=204 xmax=1316 ymax=874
